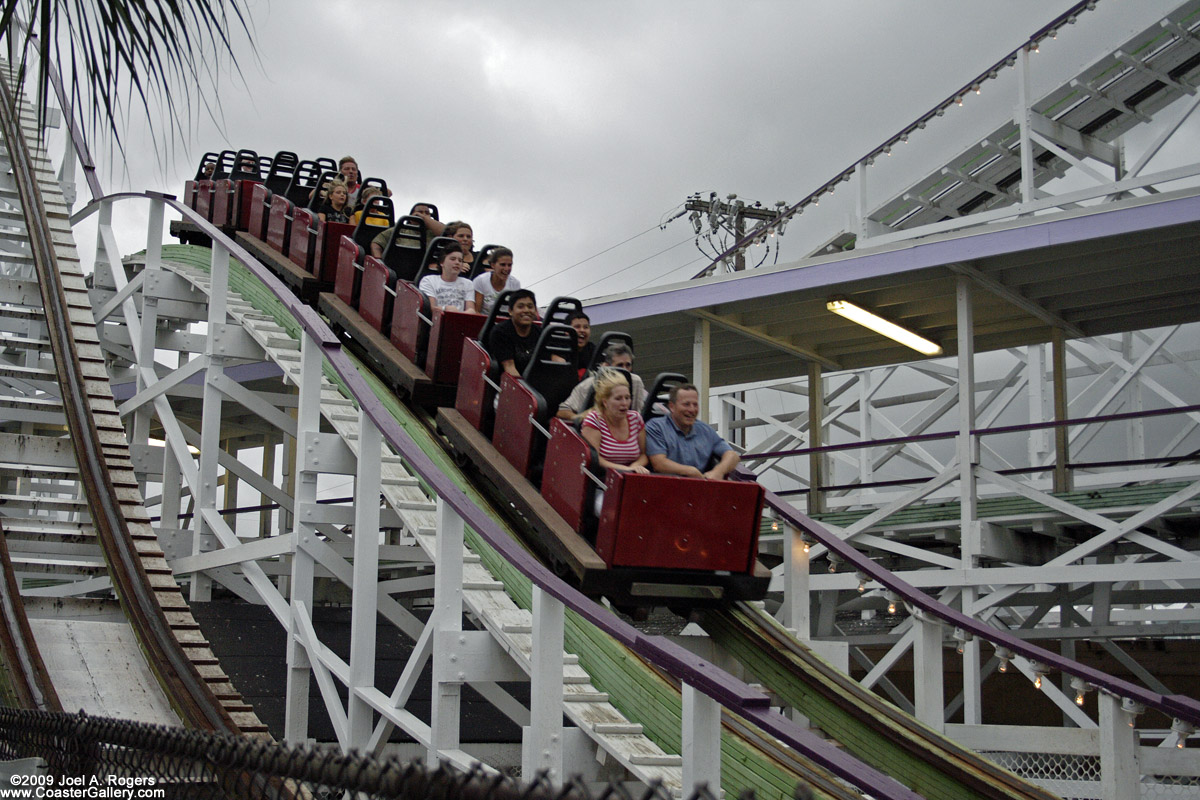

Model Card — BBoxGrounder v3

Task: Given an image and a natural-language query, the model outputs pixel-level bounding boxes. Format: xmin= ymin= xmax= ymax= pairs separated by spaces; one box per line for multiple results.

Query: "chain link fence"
xmin=0 ymin=708 xmax=815 ymax=800
xmin=982 ymin=750 xmax=1200 ymax=800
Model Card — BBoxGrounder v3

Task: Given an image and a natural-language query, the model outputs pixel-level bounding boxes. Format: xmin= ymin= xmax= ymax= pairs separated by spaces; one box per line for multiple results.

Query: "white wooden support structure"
xmin=693 ymin=318 xmax=710 ymax=422
xmin=956 ymin=275 xmax=979 ymax=566
xmin=131 ymin=197 xmax=164 ymax=471
xmin=430 ymin=497 xmax=465 ymax=764
xmin=781 ymin=524 xmax=810 ymax=637
xmin=911 ymin=611 xmax=945 ymax=734
xmin=285 ymin=334 xmax=323 ymax=742
xmin=523 ymin=586 xmax=565 ymax=782
xmin=681 ymin=682 xmax=721 ymax=794
xmin=348 ymin=409 xmax=383 ymax=749
xmin=1016 ymin=46 xmax=1036 ymax=207
xmin=192 ymin=241 xmax=229 ymax=603
xmin=1098 ymin=693 xmax=1137 ymax=800
xmin=807 ymin=362 xmax=824 ymax=515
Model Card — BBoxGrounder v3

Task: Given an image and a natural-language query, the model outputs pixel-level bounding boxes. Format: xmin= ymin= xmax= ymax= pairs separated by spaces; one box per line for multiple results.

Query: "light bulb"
xmin=1034 ymin=674 xmax=1043 ymax=690
xmin=888 ymin=601 xmax=897 ymax=615
xmin=1075 ymin=692 xmax=1085 ymax=706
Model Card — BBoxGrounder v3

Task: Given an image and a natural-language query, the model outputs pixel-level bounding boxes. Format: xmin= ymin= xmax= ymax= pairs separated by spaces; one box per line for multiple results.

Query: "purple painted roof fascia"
xmin=587 ymin=192 xmax=1200 ymax=327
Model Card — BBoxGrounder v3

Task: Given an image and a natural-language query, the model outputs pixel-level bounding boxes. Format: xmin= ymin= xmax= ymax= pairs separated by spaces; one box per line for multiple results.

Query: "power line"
xmin=568 ymin=235 xmax=694 ymax=296
xmin=628 ymin=255 xmax=707 ymax=291
xmin=525 ymin=221 xmax=666 ymax=289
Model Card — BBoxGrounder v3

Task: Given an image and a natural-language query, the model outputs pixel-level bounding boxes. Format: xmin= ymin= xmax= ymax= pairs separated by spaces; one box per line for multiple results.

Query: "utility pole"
xmin=685 ymin=193 xmax=788 ymax=272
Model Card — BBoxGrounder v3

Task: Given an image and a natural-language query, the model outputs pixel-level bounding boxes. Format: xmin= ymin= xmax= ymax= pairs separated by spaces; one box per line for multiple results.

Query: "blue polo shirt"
xmin=644 ymin=414 xmax=732 ymax=472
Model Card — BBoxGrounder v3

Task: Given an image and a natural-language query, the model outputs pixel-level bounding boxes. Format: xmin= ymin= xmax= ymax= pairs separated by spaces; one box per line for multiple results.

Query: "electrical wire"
xmin=628 ymin=254 xmax=708 ymax=290
xmin=525 ymin=205 xmax=683 ymax=289
xmin=567 ymin=235 xmax=694 ymax=296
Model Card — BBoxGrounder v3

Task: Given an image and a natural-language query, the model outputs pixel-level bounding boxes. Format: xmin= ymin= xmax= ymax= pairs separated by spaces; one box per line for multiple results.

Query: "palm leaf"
xmin=0 ymin=0 xmax=252 ymax=164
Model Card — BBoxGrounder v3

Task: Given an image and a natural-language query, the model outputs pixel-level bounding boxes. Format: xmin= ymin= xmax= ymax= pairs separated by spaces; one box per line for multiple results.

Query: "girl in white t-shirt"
xmin=473 ymin=246 xmax=520 ymax=316
xmin=417 ymin=243 xmax=477 ymax=312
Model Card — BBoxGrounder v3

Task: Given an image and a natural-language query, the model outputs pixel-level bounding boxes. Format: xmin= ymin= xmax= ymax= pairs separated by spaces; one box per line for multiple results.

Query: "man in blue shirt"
xmin=645 ymin=384 xmax=740 ymax=480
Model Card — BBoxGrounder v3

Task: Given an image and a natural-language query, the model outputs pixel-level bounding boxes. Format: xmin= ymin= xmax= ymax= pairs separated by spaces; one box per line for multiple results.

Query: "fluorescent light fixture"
xmin=826 ymin=298 xmax=943 ymax=356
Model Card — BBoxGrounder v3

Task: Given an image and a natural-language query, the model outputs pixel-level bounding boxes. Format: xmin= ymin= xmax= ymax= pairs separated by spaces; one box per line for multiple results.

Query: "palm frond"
xmin=0 ymin=0 xmax=252 ymax=166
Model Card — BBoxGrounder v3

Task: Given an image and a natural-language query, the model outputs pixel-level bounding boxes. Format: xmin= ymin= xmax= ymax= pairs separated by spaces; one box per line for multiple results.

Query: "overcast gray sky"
xmin=78 ymin=0 xmax=1196 ymax=303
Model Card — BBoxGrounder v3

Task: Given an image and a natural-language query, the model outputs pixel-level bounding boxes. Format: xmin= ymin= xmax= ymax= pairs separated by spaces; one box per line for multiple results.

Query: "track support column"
xmin=956 ymin=275 xmax=979 ymax=565
xmin=191 ymin=242 xmax=230 ymax=602
xmin=524 ymin=586 xmax=564 ymax=782
xmin=693 ymin=318 xmax=710 ymax=422
xmin=682 ymin=683 xmax=721 ymax=793
xmin=430 ymin=497 xmax=465 ymax=763
xmin=1052 ymin=326 xmax=1071 ymax=492
xmin=912 ymin=611 xmax=945 ymax=733
xmin=348 ymin=410 xmax=383 ymax=750
xmin=782 ymin=523 xmax=810 ymax=637
xmin=807 ymin=362 xmax=825 ymax=515
xmin=132 ymin=197 xmax=164 ymax=466
xmin=1099 ymin=693 xmax=1138 ymax=800
xmin=285 ymin=334 xmax=323 ymax=742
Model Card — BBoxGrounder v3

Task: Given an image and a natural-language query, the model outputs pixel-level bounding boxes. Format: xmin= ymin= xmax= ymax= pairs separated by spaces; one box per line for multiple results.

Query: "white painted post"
xmin=1099 ymin=693 xmax=1138 ymax=800
xmin=160 ymin=448 xmax=182 ymax=538
xmin=524 ymin=586 xmax=565 ymax=782
xmin=956 ymin=276 xmax=979 ymax=566
xmin=693 ymin=318 xmax=711 ymax=422
xmin=807 ymin=361 xmax=824 ymax=515
xmin=912 ymin=612 xmax=945 ymax=733
xmin=191 ymin=242 xmax=230 ymax=602
xmin=782 ymin=524 xmax=810 ymax=638
xmin=854 ymin=160 xmax=868 ymax=241
xmin=430 ymin=497 xmax=465 ymax=763
xmin=1017 ymin=47 xmax=1035 ymax=207
xmin=858 ymin=369 xmax=873 ymax=493
xmin=284 ymin=335 xmax=322 ymax=742
xmin=682 ymin=683 xmax=721 ymax=794
xmin=1027 ymin=344 xmax=1050 ymax=486
xmin=960 ymin=587 xmax=981 ymax=725
xmin=133 ymin=198 xmax=165 ymax=456
xmin=347 ymin=410 xmax=382 ymax=750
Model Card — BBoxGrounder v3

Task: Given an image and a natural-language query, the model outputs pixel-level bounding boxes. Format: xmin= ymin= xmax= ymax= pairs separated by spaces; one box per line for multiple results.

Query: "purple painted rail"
xmin=742 ymin=402 xmax=1200 ymax=462
xmin=744 ymin=474 xmax=1200 ymax=727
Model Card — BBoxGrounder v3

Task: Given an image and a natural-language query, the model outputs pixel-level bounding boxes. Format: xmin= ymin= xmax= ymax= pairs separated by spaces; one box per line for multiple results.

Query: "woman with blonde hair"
xmin=581 ymin=370 xmax=649 ymax=514
xmin=317 ymin=178 xmax=352 ymax=224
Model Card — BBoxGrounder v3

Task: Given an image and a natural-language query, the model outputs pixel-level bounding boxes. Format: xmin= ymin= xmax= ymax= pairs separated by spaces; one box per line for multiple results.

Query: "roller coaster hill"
xmin=0 ymin=2 xmax=1199 ymax=800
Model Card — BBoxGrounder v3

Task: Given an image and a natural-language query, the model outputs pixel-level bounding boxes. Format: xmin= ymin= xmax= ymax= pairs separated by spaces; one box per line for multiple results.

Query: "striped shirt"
xmin=582 ymin=410 xmax=645 ymax=466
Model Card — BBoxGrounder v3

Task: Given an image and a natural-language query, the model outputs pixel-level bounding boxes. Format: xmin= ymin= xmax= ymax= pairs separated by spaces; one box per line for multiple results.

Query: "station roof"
xmin=584 ymin=187 xmax=1200 ymax=386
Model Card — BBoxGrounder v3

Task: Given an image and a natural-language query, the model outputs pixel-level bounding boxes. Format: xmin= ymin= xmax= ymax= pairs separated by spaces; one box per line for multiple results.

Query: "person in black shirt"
xmin=317 ymin=180 xmax=352 ymax=224
xmin=569 ymin=310 xmax=594 ymax=379
xmin=488 ymin=289 xmax=540 ymax=376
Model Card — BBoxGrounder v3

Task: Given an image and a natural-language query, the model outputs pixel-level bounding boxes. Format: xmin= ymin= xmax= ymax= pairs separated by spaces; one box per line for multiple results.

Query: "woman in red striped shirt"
xmin=581 ymin=370 xmax=650 ymax=475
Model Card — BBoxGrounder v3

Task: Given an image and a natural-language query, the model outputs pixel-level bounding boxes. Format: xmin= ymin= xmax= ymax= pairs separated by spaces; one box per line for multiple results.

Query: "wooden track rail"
xmin=703 ymin=605 xmax=1060 ymax=800
xmin=0 ymin=522 xmax=60 ymax=712
xmin=0 ymin=67 xmax=266 ymax=736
